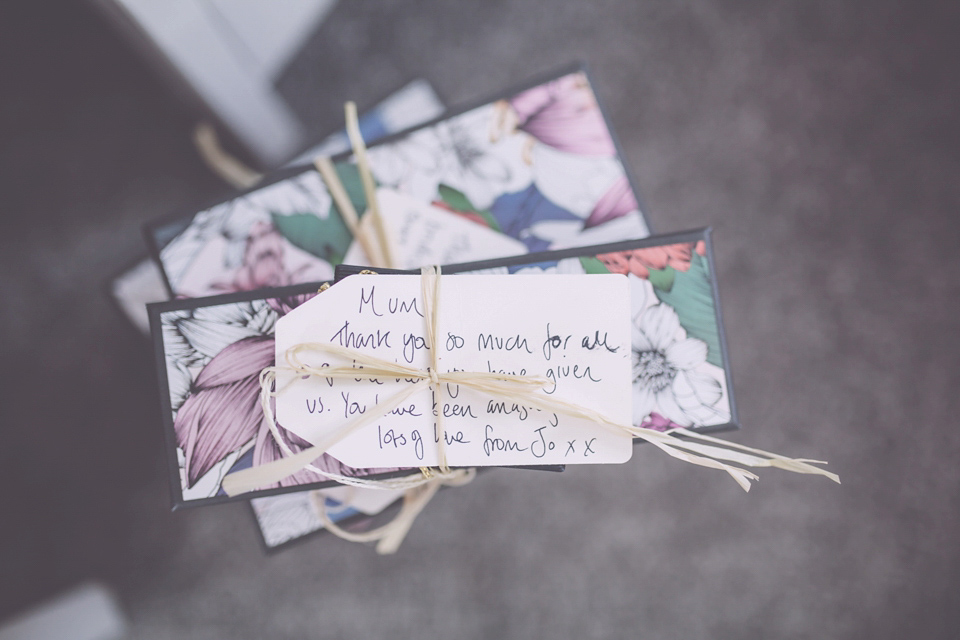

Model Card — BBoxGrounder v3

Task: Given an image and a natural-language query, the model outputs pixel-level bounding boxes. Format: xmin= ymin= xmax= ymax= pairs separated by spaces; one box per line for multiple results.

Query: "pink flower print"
xmin=176 ymin=335 xmax=276 ymax=488
xmin=232 ymin=221 xmax=291 ymax=291
xmin=506 ymin=73 xmax=617 ymax=157
xmin=266 ymin=291 xmax=319 ymax=316
xmin=639 ymin=412 xmax=683 ymax=432
xmin=584 ymin=176 xmax=638 ymax=228
xmin=597 ymin=241 xmax=707 ymax=279
xmin=175 ymin=332 xmax=403 ymax=493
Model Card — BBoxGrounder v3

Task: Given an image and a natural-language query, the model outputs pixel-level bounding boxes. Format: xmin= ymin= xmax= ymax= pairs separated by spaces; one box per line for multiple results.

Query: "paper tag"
xmin=274 ymin=274 xmax=633 ymax=467
xmin=343 ymin=188 xmax=527 ymax=268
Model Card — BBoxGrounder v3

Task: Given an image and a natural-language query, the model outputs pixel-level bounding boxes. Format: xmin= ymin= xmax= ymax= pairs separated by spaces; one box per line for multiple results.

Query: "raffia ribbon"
xmin=222 ymin=265 xmax=548 ymax=496
xmin=314 ymin=102 xmax=396 ymax=269
xmin=194 ymin=102 xmax=397 ymax=265
xmin=218 ymin=102 xmax=837 ymax=552
xmin=221 ymin=266 xmax=839 ymax=551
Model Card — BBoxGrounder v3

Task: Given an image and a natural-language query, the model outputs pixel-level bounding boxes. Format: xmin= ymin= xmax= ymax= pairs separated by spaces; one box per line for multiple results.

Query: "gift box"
xmin=144 ymin=69 xmax=834 ymax=553
xmin=112 ymin=79 xmax=446 ymax=335
xmin=142 ymin=65 xmax=661 ymax=547
xmin=144 ymin=63 xmax=652 ymax=300
xmin=250 ymin=486 xmax=405 ymax=551
xmin=111 ymin=83 xmax=447 ymax=546
xmin=148 ymin=229 xmax=737 ymax=509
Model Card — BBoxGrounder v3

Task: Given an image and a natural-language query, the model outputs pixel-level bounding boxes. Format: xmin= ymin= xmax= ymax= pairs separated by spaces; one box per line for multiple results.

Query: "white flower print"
xmin=529 ymin=143 xmax=625 ymax=219
xmin=160 ymin=171 xmax=332 ymax=292
xmin=533 ymin=210 xmax=649 ymax=251
xmin=250 ymin=491 xmax=327 ymax=548
xmin=631 ymin=303 xmax=724 ymax=427
xmin=162 ymin=300 xmax=277 ymax=413
xmin=367 ymin=104 xmax=533 ymax=210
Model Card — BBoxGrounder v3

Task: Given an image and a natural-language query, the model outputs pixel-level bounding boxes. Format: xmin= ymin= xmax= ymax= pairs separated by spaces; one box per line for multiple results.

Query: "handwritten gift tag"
xmin=274 ymin=274 xmax=633 ymax=468
xmin=342 ymin=188 xmax=527 ymax=268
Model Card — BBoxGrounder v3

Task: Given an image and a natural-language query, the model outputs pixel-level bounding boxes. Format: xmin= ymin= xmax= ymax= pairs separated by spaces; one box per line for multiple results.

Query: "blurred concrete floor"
xmin=1 ymin=1 xmax=959 ymax=638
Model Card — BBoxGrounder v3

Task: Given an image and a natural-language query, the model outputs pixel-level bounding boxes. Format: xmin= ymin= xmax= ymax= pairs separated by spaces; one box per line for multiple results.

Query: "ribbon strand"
xmin=310 ymin=468 xmax=476 ymax=554
xmin=222 ymin=266 xmax=839 ymax=500
xmin=217 ymin=266 xmax=839 ymax=553
xmin=215 ymin=97 xmax=837 ymax=553
xmin=314 ymin=102 xmax=396 ymax=269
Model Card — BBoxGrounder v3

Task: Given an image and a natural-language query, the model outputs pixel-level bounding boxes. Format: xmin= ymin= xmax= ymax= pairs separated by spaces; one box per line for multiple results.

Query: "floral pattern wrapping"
xmin=460 ymin=236 xmax=732 ymax=431
xmin=160 ymin=292 xmax=405 ymax=503
xmin=151 ymin=70 xmax=650 ymax=299
xmin=154 ymin=233 xmax=732 ymax=505
xmin=250 ymin=492 xmax=359 ymax=549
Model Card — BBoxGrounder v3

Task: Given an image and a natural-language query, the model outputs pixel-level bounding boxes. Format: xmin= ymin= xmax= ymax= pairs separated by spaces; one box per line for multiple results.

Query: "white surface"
xmin=206 ymin=0 xmax=336 ymax=80
xmin=342 ymin=188 xmax=528 ymax=268
xmin=275 ymin=274 xmax=634 ymax=467
xmin=106 ymin=0 xmax=321 ymax=165
xmin=110 ymin=258 xmax=168 ymax=333
xmin=0 ymin=583 xmax=126 ymax=640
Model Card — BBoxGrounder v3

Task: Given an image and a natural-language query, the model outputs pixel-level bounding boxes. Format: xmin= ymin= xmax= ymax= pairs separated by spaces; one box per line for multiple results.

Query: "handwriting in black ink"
xmin=330 ymin=320 xmax=390 ymax=350
xmin=483 ymin=425 xmax=528 ymax=457
xmin=530 ymin=426 xmax=556 ymax=458
xmin=431 ymin=421 xmax=470 ymax=445
xmin=411 ymin=429 xmax=424 ymax=460
xmin=402 ymin=332 xmax=429 ymax=364
xmin=305 ymin=396 xmax=325 ymax=414
xmin=445 ymin=332 xmax=465 ymax=350
xmin=581 ymin=331 xmax=619 ymax=353
xmin=378 ymin=424 xmax=407 ymax=449
xmin=443 ymin=402 xmax=476 ymax=418
xmin=341 ymin=391 xmax=366 ymax=418
xmin=485 ymin=400 xmax=529 ymax=421
xmin=477 ymin=332 xmax=534 ymax=353
xmin=387 ymin=294 xmax=424 ymax=317
xmin=486 ymin=361 xmax=527 ymax=376
xmin=543 ymin=363 xmax=602 ymax=394
xmin=583 ymin=438 xmax=597 ymax=456
xmin=541 ymin=323 xmax=572 ymax=361
xmin=358 ymin=286 xmax=383 ymax=316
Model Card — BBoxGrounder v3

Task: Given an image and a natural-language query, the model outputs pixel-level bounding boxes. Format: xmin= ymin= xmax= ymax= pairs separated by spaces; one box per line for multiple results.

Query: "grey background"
xmin=2 ymin=0 xmax=959 ymax=637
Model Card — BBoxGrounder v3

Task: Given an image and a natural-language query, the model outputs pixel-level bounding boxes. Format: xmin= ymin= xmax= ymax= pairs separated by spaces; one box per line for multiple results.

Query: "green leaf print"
xmin=270 ymin=163 xmax=369 ymax=265
xmin=579 ymin=256 xmax=612 ymax=274
xmin=437 ymin=184 xmax=502 ymax=232
xmin=331 ymin=162 xmax=368 ymax=215
xmin=652 ymin=253 xmax=723 ymax=368
xmin=647 ymin=266 xmax=676 ymax=292
xmin=437 ymin=184 xmax=477 ymax=212
xmin=270 ymin=212 xmax=352 ymax=265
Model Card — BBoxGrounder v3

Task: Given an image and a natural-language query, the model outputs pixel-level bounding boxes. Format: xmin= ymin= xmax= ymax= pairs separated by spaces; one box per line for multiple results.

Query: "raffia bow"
xmin=221 ymin=265 xmax=838 ymax=552
xmin=313 ymin=102 xmax=395 ymax=269
xmin=217 ymin=103 xmax=838 ymax=554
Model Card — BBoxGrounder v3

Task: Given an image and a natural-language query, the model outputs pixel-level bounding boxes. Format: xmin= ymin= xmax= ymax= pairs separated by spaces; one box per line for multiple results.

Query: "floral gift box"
xmin=347 ymin=227 xmax=737 ymax=434
xmin=145 ymin=63 xmax=652 ymax=300
xmin=148 ymin=229 xmax=736 ymax=510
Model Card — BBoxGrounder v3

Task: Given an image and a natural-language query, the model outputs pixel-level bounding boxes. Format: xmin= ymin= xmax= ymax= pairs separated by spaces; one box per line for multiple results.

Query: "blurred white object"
xmin=0 ymin=583 xmax=127 ymax=640
xmin=111 ymin=258 xmax=168 ymax=334
xmin=110 ymin=79 xmax=443 ymax=335
xmin=289 ymin=79 xmax=445 ymax=164
xmin=90 ymin=0 xmax=338 ymax=166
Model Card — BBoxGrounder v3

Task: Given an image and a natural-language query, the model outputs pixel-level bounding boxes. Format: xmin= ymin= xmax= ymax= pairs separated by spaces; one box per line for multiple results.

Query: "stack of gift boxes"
xmin=120 ymin=64 xmax=751 ymax=552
